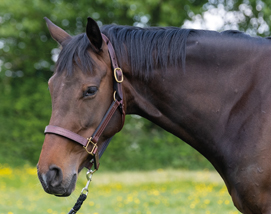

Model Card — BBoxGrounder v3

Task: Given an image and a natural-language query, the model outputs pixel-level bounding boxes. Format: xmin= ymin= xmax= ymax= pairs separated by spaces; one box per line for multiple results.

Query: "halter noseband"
xmin=44 ymin=34 xmax=125 ymax=171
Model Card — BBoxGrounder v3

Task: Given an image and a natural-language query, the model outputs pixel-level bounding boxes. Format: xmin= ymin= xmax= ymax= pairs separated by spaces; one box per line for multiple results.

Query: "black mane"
xmin=101 ymin=25 xmax=192 ymax=79
xmin=55 ymin=25 xmax=268 ymax=79
xmin=55 ymin=33 xmax=96 ymax=76
xmin=55 ymin=25 xmax=193 ymax=78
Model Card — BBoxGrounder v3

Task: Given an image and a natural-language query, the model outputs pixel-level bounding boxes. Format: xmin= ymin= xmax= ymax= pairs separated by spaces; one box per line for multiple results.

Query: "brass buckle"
xmin=114 ymin=68 xmax=123 ymax=83
xmin=84 ymin=137 xmax=98 ymax=156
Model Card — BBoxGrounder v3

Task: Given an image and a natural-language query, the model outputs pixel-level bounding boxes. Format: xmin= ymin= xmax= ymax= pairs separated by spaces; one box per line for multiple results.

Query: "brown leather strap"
xmin=45 ymin=125 xmax=88 ymax=147
xmin=102 ymin=34 xmax=124 ymax=102
xmin=91 ymin=100 xmax=121 ymax=143
xmin=102 ymin=34 xmax=119 ymax=69
xmin=44 ymin=99 xmax=122 ymax=145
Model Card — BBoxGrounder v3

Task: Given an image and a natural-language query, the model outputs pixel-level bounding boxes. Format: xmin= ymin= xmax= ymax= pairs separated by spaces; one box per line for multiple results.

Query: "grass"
xmin=0 ymin=165 xmax=241 ymax=214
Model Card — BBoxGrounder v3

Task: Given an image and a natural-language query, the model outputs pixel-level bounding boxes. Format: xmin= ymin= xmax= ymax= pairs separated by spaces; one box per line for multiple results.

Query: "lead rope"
xmin=68 ymin=170 xmax=95 ymax=214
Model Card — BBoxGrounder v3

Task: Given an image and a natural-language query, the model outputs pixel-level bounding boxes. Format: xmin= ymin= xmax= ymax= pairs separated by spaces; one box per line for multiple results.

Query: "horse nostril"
xmin=47 ymin=165 xmax=63 ymax=188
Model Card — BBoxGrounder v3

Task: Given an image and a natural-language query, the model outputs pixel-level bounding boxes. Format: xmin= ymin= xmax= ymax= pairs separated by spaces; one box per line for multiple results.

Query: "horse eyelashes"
xmin=83 ymin=86 xmax=98 ymax=97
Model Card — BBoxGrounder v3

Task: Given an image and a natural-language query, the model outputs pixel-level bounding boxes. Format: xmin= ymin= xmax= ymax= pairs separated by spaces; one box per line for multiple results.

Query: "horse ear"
xmin=86 ymin=17 xmax=103 ymax=51
xmin=44 ymin=17 xmax=71 ymax=45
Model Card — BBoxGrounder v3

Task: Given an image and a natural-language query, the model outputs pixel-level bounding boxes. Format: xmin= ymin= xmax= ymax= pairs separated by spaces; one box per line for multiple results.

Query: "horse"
xmin=37 ymin=16 xmax=271 ymax=214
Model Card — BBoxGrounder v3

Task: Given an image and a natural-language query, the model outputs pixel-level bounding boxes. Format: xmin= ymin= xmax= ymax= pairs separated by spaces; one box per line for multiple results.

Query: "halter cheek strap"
xmin=44 ymin=33 xmax=125 ymax=170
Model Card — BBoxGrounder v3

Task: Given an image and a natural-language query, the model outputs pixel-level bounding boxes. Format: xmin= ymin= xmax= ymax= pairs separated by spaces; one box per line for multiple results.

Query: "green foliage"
xmin=102 ymin=116 xmax=213 ymax=171
xmin=0 ymin=0 xmax=270 ymax=170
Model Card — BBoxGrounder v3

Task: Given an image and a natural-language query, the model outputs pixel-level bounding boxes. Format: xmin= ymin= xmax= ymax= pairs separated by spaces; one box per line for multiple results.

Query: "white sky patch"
xmin=182 ymin=3 xmax=269 ymax=35
xmin=51 ymin=48 xmax=60 ymax=62
xmin=183 ymin=5 xmax=236 ymax=31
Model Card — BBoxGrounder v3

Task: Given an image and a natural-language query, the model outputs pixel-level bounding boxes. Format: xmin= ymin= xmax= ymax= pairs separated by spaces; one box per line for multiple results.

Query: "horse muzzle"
xmin=37 ymin=165 xmax=77 ymax=197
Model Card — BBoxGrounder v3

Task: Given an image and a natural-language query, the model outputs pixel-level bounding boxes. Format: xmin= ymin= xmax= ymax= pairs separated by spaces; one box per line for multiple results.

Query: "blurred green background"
xmin=0 ymin=0 xmax=271 ymax=171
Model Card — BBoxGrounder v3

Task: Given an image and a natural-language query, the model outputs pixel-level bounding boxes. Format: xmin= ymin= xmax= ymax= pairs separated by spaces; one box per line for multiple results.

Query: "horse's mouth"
xmin=41 ymin=177 xmax=76 ymax=197
xmin=37 ymin=167 xmax=77 ymax=197
xmin=49 ymin=186 xmax=73 ymax=197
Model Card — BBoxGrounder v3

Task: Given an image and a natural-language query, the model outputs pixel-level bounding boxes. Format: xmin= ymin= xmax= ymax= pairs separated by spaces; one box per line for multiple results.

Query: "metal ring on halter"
xmin=84 ymin=138 xmax=98 ymax=155
xmin=114 ymin=68 xmax=123 ymax=83
xmin=113 ymin=91 xmax=117 ymax=101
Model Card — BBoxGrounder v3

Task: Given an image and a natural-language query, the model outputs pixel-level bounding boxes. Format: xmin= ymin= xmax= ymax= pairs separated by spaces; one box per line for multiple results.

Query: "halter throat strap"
xmin=44 ymin=33 xmax=125 ymax=170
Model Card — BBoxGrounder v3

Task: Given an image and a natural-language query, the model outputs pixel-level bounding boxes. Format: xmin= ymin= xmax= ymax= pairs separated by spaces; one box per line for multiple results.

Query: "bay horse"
xmin=37 ymin=17 xmax=271 ymax=214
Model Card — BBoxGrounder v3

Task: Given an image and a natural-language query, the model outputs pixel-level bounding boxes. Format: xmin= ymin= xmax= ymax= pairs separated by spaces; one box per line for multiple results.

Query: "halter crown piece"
xmin=44 ymin=34 xmax=125 ymax=171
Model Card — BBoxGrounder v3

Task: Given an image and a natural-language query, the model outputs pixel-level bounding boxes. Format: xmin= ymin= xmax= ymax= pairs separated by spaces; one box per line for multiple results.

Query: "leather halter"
xmin=44 ymin=34 xmax=125 ymax=170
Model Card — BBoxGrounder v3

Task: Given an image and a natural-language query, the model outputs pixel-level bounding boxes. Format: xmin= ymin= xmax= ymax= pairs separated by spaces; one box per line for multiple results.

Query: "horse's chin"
xmin=54 ymin=192 xmax=72 ymax=197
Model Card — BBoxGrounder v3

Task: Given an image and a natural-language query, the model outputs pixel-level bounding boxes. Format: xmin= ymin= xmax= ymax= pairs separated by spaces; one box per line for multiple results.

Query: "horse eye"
xmin=84 ymin=86 xmax=98 ymax=97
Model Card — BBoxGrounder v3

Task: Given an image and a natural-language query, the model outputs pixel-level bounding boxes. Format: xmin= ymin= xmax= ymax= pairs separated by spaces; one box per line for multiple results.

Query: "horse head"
xmin=37 ymin=17 xmax=124 ymax=196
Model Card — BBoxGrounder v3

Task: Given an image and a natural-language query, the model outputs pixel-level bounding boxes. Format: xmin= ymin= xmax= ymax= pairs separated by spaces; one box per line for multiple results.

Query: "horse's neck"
xmin=122 ymin=51 xmax=261 ymax=171
xmin=126 ymin=70 xmax=224 ymax=131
